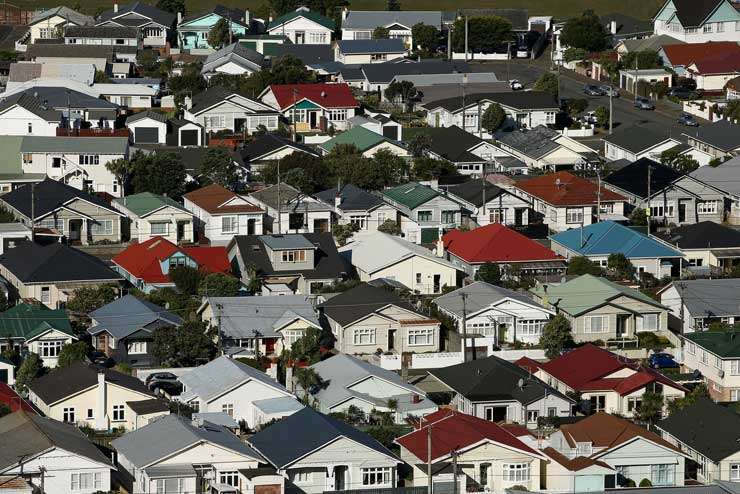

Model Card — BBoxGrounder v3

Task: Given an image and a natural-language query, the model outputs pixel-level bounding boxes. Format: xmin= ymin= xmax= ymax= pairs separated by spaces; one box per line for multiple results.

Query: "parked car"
xmin=678 ymin=113 xmax=700 ymax=126
xmin=668 ymin=87 xmax=698 ymax=100
xmin=634 ymin=97 xmax=655 ymax=110
xmin=153 ymin=380 xmax=183 ymax=397
xmin=581 ymin=111 xmax=598 ymax=124
xmin=649 ymin=352 xmax=679 ymax=369
xmin=584 ymin=84 xmax=605 ymax=96
xmin=510 ymin=79 xmax=523 ymax=90
xmin=89 ymin=351 xmax=114 ymax=368
xmin=146 ymin=371 xmax=180 ymax=390
xmin=600 ymin=86 xmax=619 ymax=97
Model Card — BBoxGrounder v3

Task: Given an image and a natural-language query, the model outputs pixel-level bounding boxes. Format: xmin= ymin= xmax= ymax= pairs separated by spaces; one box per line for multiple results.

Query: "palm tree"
xmin=294 ymin=367 xmax=321 ymax=403
xmin=105 ymin=157 xmax=133 ymax=196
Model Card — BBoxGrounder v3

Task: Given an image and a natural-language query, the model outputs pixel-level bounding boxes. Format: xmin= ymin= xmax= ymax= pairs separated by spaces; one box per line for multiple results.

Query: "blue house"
xmin=177 ymin=5 xmax=251 ymax=50
xmin=549 ymin=220 xmax=683 ymax=279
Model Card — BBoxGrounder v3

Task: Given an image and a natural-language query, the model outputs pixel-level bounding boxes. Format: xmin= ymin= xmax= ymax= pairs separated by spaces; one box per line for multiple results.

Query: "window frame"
xmin=565 ymin=207 xmax=584 ymax=224
xmin=353 ymin=327 xmax=376 ymax=346
xmin=112 ymin=404 xmax=125 ymax=422
xmin=408 ymin=328 xmax=434 ymax=346
xmin=502 ymin=463 xmax=530 ymax=483
xmin=584 ymin=315 xmax=608 ymax=333
xmin=361 ymin=467 xmax=392 ymax=486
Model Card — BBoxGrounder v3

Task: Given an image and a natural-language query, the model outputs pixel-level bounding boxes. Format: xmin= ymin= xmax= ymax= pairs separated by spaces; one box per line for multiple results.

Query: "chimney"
xmin=244 ymin=9 xmax=250 ymax=23
xmin=95 ymin=371 xmax=107 ymax=429
xmin=610 ymin=20 xmax=617 ymax=34
xmin=285 ymin=365 xmax=295 ymax=392
xmin=113 ymin=3 xmax=119 ymax=12
xmin=436 ymin=228 xmax=445 ymax=258
xmin=177 ymin=11 xmax=182 ymax=24
xmin=341 ymin=6 xmax=349 ymax=22
xmin=334 ymin=192 xmax=342 ymax=208
xmin=268 ymin=14 xmax=273 ymax=23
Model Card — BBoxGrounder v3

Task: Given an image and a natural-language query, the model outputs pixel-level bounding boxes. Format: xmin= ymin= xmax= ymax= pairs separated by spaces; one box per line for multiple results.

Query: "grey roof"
xmin=97 ymin=2 xmax=176 ymax=27
xmin=112 ymin=414 xmax=263 ymax=468
xmin=88 ymin=294 xmax=182 ymax=340
xmin=0 ymin=91 xmax=60 ymax=121
xmin=619 ymin=34 xmax=684 ymax=52
xmin=202 ymin=42 xmax=264 ymax=74
xmin=496 ymin=125 xmax=560 ymax=159
xmin=339 ymin=232 xmax=459 ymax=274
xmin=657 ymin=221 xmax=740 ymax=250
xmin=188 ymin=86 xmax=277 ymax=115
xmin=31 ymin=6 xmax=93 ymax=27
xmin=425 ymin=91 xmax=558 ymax=113
xmin=362 ymin=59 xmax=471 ymax=84
xmin=0 ymin=410 xmax=111 ymax=471
xmin=265 ymin=44 xmax=334 ymax=66
xmin=21 ymin=136 xmax=128 ymax=154
xmin=252 ymin=396 xmax=305 ymax=415
xmin=319 ymin=282 xmax=416 ymax=326
xmin=603 ymin=158 xmax=680 ymax=199
xmin=249 ymin=183 xmax=331 ymax=212
xmin=457 ymin=8 xmax=528 ymax=30
xmin=603 ymin=125 xmax=676 ymax=154
xmin=126 ymin=398 xmax=169 ymax=415
xmin=192 ymin=412 xmax=239 ymax=429
xmin=241 ymin=133 xmax=319 ymax=161
xmin=395 ymin=72 xmax=498 ymax=86
xmin=337 ymin=39 xmax=406 ymax=54
xmin=600 ymin=13 xmax=652 ymax=37
xmin=126 ymin=110 xmax=168 ymax=124
xmin=249 ymin=407 xmax=397 ymax=469
xmin=314 ymin=184 xmax=384 ymax=212
xmin=259 ymin=234 xmax=315 ymax=251
xmin=684 ymin=119 xmax=740 ymax=152
xmin=402 ymin=125 xmax=487 ymax=163
xmin=667 ymin=278 xmax=740 ymax=318
xmin=433 ymin=281 xmax=543 ymax=319
xmin=445 ymin=180 xmax=507 ymax=207
xmin=690 ymin=155 xmax=740 ymax=196
xmin=27 ymin=43 xmax=138 ymax=59
xmin=65 ymin=25 xmax=138 ymax=38
xmin=179 ymin=356 xmax=290 ymax=403
xmin=0 ymin=87 xmax=118 ymax=111
xmin=342 ymin=10 xmax=442 ymax=29
xmin=205 ymin=295 xmax=320 ymax=340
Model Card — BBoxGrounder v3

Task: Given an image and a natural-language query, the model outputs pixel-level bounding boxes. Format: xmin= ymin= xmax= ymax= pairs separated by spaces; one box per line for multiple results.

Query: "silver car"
xmin=634 ymin=97 xmax=655 ymax=110
xmin=600 ymin=86 xmax=619 ymax=97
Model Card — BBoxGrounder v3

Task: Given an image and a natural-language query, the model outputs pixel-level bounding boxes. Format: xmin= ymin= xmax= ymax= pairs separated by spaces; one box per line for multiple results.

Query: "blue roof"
xmin=550 ymin=221 xmax=682 ymax=259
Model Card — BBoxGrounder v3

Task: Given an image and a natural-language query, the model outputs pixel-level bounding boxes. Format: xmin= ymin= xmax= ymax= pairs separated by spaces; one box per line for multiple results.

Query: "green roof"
xmin=0 ymin=137 xmax=24 ymax=175
xmin=383 ymin=181 xmax=439 ymax=210
xmin=319 ymin=126 xmax=390 ymax=154
xmin=0 ymin=303 xmax=74 ymax=341
xmin=20 ymin=136 xmax=128 ymax=154
xmin=684 ymin=330 xmax=740 ymax=358
xmin=113 ymin=192 xmax=189 ymax=217
xmin=267 ymin=9 xmax=335 ymax=31
xmin=530 ymin=274 xmax=665 ymax=316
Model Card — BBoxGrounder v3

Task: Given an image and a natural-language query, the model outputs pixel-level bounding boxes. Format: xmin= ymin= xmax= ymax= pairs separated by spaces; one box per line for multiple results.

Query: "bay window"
xmin=361 ymin=467 xmax=392 ymax=486
xmin=503 ymin=463 xmax=530 ymax=483
xmin=408 ymin=328 xmax=434 ymax=346
xmin=283 ymin=329 xmax=303 ymax=347
xmin=517 ymin=320 xmax=545 ymax=336
xmin=281 ymin=250 xmax=306 ymax=263
xmin=353 ymin=327 xmax=376 ymax=345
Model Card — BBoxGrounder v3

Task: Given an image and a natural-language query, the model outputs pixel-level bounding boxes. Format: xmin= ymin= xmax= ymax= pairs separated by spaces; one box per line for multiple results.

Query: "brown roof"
xmin=542 ymin=447 xmax=612 ymax=471
xmin=515 ymin=171 xmax=625 ymax=206
xmin=0 ymin=476 xmax=32 ymax=490
xmin=183 ymin=184 xmax=263 ymax=215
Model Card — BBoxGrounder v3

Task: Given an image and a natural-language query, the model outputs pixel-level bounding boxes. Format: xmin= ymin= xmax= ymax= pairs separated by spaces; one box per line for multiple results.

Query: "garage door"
xmin=181 ymin=129 xmax=199 ymax=146
xmin=134 ymin=127 xmax=159 ymax=143
xmin=575 ymin=475 xmax=605 ymax=492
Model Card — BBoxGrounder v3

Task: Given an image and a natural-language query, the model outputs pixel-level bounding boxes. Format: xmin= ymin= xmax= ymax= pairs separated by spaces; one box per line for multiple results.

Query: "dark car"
xmin=89 ymin=351 xmax=114 ymax=368
xmin=649 ymin=352 xmax=679 ymax=369
xmin=678 ymin=113 xmax=700 ymax=126
xmin=584 ymin=84 xmax=605 ymax=96
xmin=668 ymin=87 xmax=698 ymax=100
xmin=152 ymin=380 xmax=183 ymax=397
xmin=634 ymin=97 xmax=655 ymax=110
xmin=146 ymin=371 xmax=180 ymax=390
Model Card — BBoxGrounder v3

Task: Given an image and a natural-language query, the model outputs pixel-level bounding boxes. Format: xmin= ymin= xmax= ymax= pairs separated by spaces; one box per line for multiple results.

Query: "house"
xmin=319 ymin=126 xmax=409 ymax=158
xmin=356 ymin=59 xmax=473 ymax=94
xmin=228 ymin=232 xmax=347 ymax=295
xmin=496 ymin=126 xmax=600 ymax=170
xmin=549 ymin=220 xmax=683 ymax=278
xmin=549 ymin=412 xmax=687 ymax=487
xmin=691 ymin=155 xmax=740 ymax=224
xmin=0 ymin=410 xmax=113 ymax=494
xmin=125 ymin=110 xmax=168 ymax=144
xmin=0 ymin=242 xmax=122 ymax=309
xmin=524 ymin=343 xmax=686 ymax=417
xmin=347 ymin=111 xmax=402 ymax=140
xmin=423 ymin=91 xmax=560 ymax=133
xmin=341 ymin=10 xmax=442 ymax=49
xmin=603 ymin=125 xmax=682 ymax=162
xmin=684 ymin=119 xmax=740 ymax=159
xmin=112 ymin=192 xmax=195 ymax=244
xmin=659 ymin=278 xmax=740 ymax=333
xmin=64 ymin=25 xmax=138 ymax=46
xmin=655 ymin=221 xmax=740 ymax=274
xmin=177 ymin=356 xmax=299 ymax=428
xmin=6 ymin=62 xmax=95 ymax=88
xmin=433 ymin=281 xmax=555 ymax=347
xmin=199 ymin=296 xmax=321 ymax=356
xmin=660 ymin=41 xmax=740 ymax=90
xmin=603 ymin=157 xmax=681 ymax=208
xmin=184 ymin=86 xmax=281 ymax=135
xmin=112 ymin=414 xmax=277 ymax=494
xmin=653 ymin=0 xmax=740 ymax=44
xmin=96 ymin=2 xmax=174 ymax=48
xmin=320 ymin=282 xmax=441 ymax=354
xmin=241 ymin=133 xmax=321 ymax=175
xmin=112 ymin=236 xmax=230 ymax=292
xmin=615 ymin=34 xmax=684 ymax=59
xmin=249 ymin=183 xmax=332 ymax=234
xmin=24 ymin=44 xmax=138 ymax=70
xmin=24 ymin=6 xmax=93 ymax=45
xmin=382 ymin=181 xmax=462 ymax=244
xmin=443 ymin=224 xmax=565 ymax=278
xmin=27 ymin=362 xmax=167 ymax=430
xmin=513 ymin=171 xmax=627 ymax=232
xmin=444 ymin=180 xmax=531 ymax=227
xmin=396 ymin=410 xmax=548 ymax=492
xmin=248 ymin=407 xmax=400 ymax=493
xmin=307 ymin=353 xmax=436 ymax=421
xmin=335 ymin=39 xmax=406 ymax=64
xmin=726 ymin=74 xmax=740 ymax=99
xmin=530 ymin=275 xmax=672 ymax=344
xmin=315 ymin=184 xmax=399 ymax=232
xmin=428 ymin=356 xmax=573 ymax=427
xmin=266 ymin=7 xmax=334 ymax=45
xmin=167 ymin=118 xmax=204 ymax=146
xmin=0 ymin=303 xmax=76 ymax=368
xmin=679 ymin=329 xmax=740 ymax=401
xmin=602 ymin=13 xmax=653 ymax=41
xmin=177 ymin=5 xmax=250 ymax=50
xmin=657 ymin=398 xmax=740 ymax=482
xmin=338 ymin=232 xmax=460 ymax=294
xmin=259 ymin=83 xmax=359 ymax=132
xmin=87 ymin=295 xmax=182 ymax=368
xmin=183 ymin=184 xmax=264 ymax=244
xmin=0 ymin=92 xmax=62 ymax=137
xmin=0 ymin=224 xmax=31 ymax=255
xmin=201 ymin=42 xmax=265 ymax=80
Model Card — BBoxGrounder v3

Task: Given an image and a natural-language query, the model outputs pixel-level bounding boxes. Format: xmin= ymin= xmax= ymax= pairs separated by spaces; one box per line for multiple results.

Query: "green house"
xmin=0 ymin=303 xmax=76 ymax=368
xmin=318 ymin=126 xmax=409 ymax=158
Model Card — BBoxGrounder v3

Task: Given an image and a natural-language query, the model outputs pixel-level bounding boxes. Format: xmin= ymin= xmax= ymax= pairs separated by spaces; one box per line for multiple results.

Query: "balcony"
xmin=57 ymin=128 xmax=130 ymax=138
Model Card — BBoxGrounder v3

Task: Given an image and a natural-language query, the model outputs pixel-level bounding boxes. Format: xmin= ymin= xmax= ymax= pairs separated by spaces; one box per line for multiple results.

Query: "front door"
xmin=616 ymin=314 xmax=629 ymax=339
xmin=334 ymin=466 xmax=348 ymax=490
xmin=679 ymin=202 xmax=687 ymax=223
xmin=433 ymin=274 xmax=441 ymax=293
xmin=0 ymin=369 xmax=7 ymax=383
xmin=515 ymin=208 xmax=525 ymax=226
xmin=68 ymin=219 xmax=82 ymax=241
xmin=309 ymin=111 xmax=318 ymax=129
xmin=177 ymin=222 xmax=185 ymax=242
xmin=388 ymin=329 xmax=396 ymax=350
xmin=295 ymin=31 xmax=305 ymax=44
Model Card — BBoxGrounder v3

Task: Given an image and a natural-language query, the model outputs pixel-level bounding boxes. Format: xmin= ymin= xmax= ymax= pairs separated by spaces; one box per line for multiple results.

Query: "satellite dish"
xmin=517 ymin=378 xmax=524 ymax=389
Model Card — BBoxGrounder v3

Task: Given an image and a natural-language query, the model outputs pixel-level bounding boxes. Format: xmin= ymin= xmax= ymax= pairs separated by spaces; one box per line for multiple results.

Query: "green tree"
xmin=207 ymin=18 xmax=231 ymax=49
xmin=387 ymin=0 xmax=400 ymax=11
xmin=474 ymin=262 xmax=502 ymax=285
xmin=594 ymin=105 xmax=610 ymax=128
xmin=607 ymin=253 xmax=636 ymax=279
xmin=269 ymin=54 xmax=315 ymax=85
xmin=384 ymin=80 xmax=417 ymax=110
xmin=15 ymin=354 xmax=42 ymax=395
xmin=533 ymin=72 xmax=559 ymax=100
xmin=0 ymin=403 xmax=11 ymax=417
xmin=373 ymin=26 xmax=390 ymax=39
xmin=724 ymin=99 xmax=740 ymax=121
xmin=167 ymin=63 xmax=207 ymax=97
xmin=333 ymin=223 xmax=360 ymax=246
xmin=287 ymin=326 xmax=325 ymax=364
xmin=66 ymin=285 xmax=118 ymax=314
xmin=94 ymin=70 xmax=111 ymax=83
xmin=565 ymin=98 xmax=588 ymax=117
xmin=408 ymin=133 xmax=432 ymax=158
xmin=57 ymin=341 xmax=89 ymax=368
xmin=260 ymin=152 xmax=330 ymax=194
xmin=411 ymin=22 xmax=438 ymax=53
xmin=199 ymin=273 xmax=240 ymax=297
xmin=563 ymin=47 xmax=587 ymax=62
xmin=639 ymin=479 xmax=653 ymax=488
xmin=451 ymin=16 xmax=513 ymax=54
xmin=560 ymin=10 xmax=609 ymax=52
xmin=151 ymin=321 xmax=216 ymax=367
xmin=541 ymin=314 xmax=573 ymax=359
xmin=567 ymin=256 xmax=603 ymax=276
xmin=378 ymin=219 xmax=402 ymax=236
xmin=621 ymin=50 xmax=661 ymax=70
xmin=636 ymin=391 xmax=664 ymax=424
xmin=630 ymin=207 xmax=647 ymax=226
xmin=169 ymin=265 xmax=202 ymax=296
xmin=667 ymin=383 xmax=709 ymax=414
xmin=131 ymin=152 xmax=187 ymax=199
xmin=364 ymin=148 xmax=409 ymax=189
xmin=156 ymin=0 xmax=185 ymax=14
xmin=199 ymin=147 xmax=240 ymax=188
xmin=0 ymin=204 xmax=16 ymax=223
xmin=105 ymin=158 xmax=134 ymax=196
xmin=481 ymin=103 xmax=506 ymax=133
xmin=412 ymin=157 xmax=459 ymax=181
xmin=660 ymin=148 xmax=699 ymax=174
xmin=294 ymin=367 xmax=322 ymax=403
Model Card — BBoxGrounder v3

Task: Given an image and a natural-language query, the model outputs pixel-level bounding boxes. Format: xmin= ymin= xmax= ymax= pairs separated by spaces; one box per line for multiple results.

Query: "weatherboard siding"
xmin=333 ymin=312 xmax=440 ymax=354
xmin=0 ymin=105 xmax=59 ymax=136
xmin=4 ymin=447 xmax=111 ymax=494
xmin=598 ymin=438 xmax=686 ymax=487
xmin=26 ymin=329 xmax=77 ymax=368
xmin=198 ymin=378 xmax=291 ymax=428
xmin=358 ymin=255 xmax=457 ymax=295
xmin=268 ymin=16 xmax=332 ymax=44
xmin=564 ymin=295 xmax=668 ymax=343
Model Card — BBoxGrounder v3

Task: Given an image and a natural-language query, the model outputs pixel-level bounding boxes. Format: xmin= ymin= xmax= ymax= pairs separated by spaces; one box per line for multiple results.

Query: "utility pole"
xmin=216 ymin=303 xmax=224 ymax=355
xmin=451 ymin=449 xmax=458 ymax=494
xmin=461 ymin=292 xmax=468 ymax=362
xmin=633 ymin=55 xmax=639 ymax=104
xmin=646 ymin=164 xmax=652 ymax=236
xmin=427 ymin=425 xmax=433 ymax=494
xmin=609 ymin=85 xmax=613 ymax=135
xmin=447 ymin=24 xmax=451 ymax=60
xmin=277 ymin=161 xmax=282 ymax=233
xmin=477 ymin=100 xmax=481 ymax=138
xmin=30 ymin=182 xmax=35 ymax=242
xmin=464 ymin=16 xmax=468 ymax=62
xmin=596 ymin=167 xmax=602 ymax=223
xmin=461 ymin=74 xmax=467 ymax=133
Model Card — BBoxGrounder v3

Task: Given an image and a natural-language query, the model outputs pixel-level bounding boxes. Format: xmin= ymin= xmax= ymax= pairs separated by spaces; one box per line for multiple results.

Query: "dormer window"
xmin=282 ymin=250 xmax=306 ymax=263
xmin=576 ymin=442 xmax=592 ymax=456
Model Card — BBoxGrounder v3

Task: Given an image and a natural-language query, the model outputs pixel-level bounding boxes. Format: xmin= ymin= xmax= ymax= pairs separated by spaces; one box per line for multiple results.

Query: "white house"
xmin=653 ymin=0 xmax=740 ymax=44
xmin=314 ymin=184 xmax=400 ymax=233
xmin=266 ymin=7 xmax=334 ymax=45
xmin=335 ymin=39 xmax=407 ymax=64
xmin=603 ymin=125 xmax=682 ymax=162
xmin=23 ymin=6 xmax=93 ymax=46
xmin=341 ymin=10 xmax=442 ymax=49
xmin=184 ymin=87 xmax=281 ymax=135
xmin=95 ymin=2 xmax=174 ymax=49
xmin=0 ymin=93 xmax=60 ymax=137
xmin=125 ymin=111 xmax=168 ymax=144
xmin=112 ymin=192 xmax=195 ymax=244
xmin=249 ymin=183 xmax=333 ymax=235
xmin=382 ymin=181 xmax=462 ymax=244
xmin=183 ymin=184 xmax=264 ymax=244
xmin=201 ymin=42 xmax=265 ymax=81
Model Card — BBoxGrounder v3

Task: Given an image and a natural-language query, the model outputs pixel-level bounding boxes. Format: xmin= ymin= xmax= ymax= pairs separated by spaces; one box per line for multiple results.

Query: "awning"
xmin=711 ymin=249 xmax=740 ymax=258
xmin=144 ymin=464 xmax=196 ymax=479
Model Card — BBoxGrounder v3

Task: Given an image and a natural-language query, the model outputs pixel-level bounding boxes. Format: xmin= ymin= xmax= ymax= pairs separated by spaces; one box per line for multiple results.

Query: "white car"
xmin=510 ymin=79 xmax=523 ymax=90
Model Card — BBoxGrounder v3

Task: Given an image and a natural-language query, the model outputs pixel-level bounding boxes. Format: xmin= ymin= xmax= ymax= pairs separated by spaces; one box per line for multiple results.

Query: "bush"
xmin=639 ymin=479 xmax=652 ymax=487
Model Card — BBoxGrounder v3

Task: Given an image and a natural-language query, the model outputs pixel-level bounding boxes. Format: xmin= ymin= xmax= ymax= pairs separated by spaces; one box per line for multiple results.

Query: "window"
xmin=39 ymin=27 xmax=52 ymax=39
xmin=78 ymin=154 xmax=100 ymax=165
xmin=697 ymin=201 xmax=718 ymax=214
xmin=112 ymin=404 xmax=125 ymax=422
xmin=688 ymin=258 xmax=704 ymax=267
xmin=86 ymin=408 xmax=94 ymax=419
xmin=71 ymin=472 xmax=101 ymax=491
xmin=127 ymin=341 xmax=146 ymax=354
xmin=417 ymin=210 xmax=432 ymax=222
xmin=150 ymin=222 xmax=169 ymax=235
xmin=627 ymin=397 xmax=643 ymax=412
xmin=170 ymin=256 xmax=187 ymax=268
xmin=27 ymin=122 xmax=32 ymax=134
xmin=222 ymin=403 xmax=234 ymax=417
xmin=731 ymin=389 xmax=739 ymax=402
xmin=219 ymin=471 xmax=239 ymax=486
xmin=349 ymin=215 xmax=367 ymax=229
xmin=703 ymin=24 xmax=713 ymax=33
xmin=489 ymin=209 xmax=506 ymax=224
xmin=221 ymin=216 xmax=238 ymax=234
xmin=731 ymin=360 xmax=740 ymax=375
xmin=637 ymin=313 xmax=659 ymax=332
xmin=717 ymin=22 xmax=725 ymax=32
xmin=208 ymin=115 xmax=226 ymax=128
xmin=408 ymin=328 xmax=434 ymax=346
xmin=441 ymin=210 xmax=457 ymax=224
xmin=91 ymin=220 xmax=113 ymax=235
xmin=281 ymin=250 xmax=306 ymax=263
xmin=585 ymin=315 xmax=608 ymax=333
xmin=651 ymin=464 xmax=676 ymax=486
xmin=328 ymin=109 xmax=348 ymax=121
xmin=650 ymin=202 xmax=674 ymax=218
xmin=731 ymin=464 xmax=740 ymax=481
xmin=292 ymin=469 xmax=312 ymax=484
xmin=156 ymin=478 xmax=183 ymax=494
xmin=701 ymin=350 xmax=708 ymax=365
xmin=526 ymin=410 xmax=538 ymax=422
xmin=38 ymin=340 xmax=63 ymax=357
xmin=355 ymin=31 xmax=372 ymax=39
xmin=353 ymin=328 xmax=376 ymax=345
xmin=518 ymin=320 xmax=545 ymax=336
xmin=40 ymin=287 xmax=51 ymax=305
xmin=283 ymin=330 xmax=303 ymax=347
xmin=189 ymin=400 xmax=200 ymax=412
xmin=370 ymin=53 xmax=388 ymax=61
xmin=22 ymin=153 xmax=32 ymax=165
xmin=362 ymin=467 xmax=392 ymax=486
xmin=63 ymin=407 xmax=75 ymax=423
xmin=288 ymin=212 xmax=305 ymax=229
xmin=715 ymin=355 xmax=723 ymax=370
xmin=416 ymin=273 xmax=422 ymax=284
xmin=576 ymin=442 xmax=593 ymax=456
xmin=38 ymin=217 xmax=64 ymax=233
xmin=688 ymin=341 xmax=696 ymax=355
xmin=548 ymin=407 xmax=557 ymax=417
xmin=503 ymin=464 xmax=530 ymax=483
xmin=479 ymin=464 xmax=490 ymax=486
xmin=590 ymin=395 xmax=606 ymax=412
xmin=566 ymin=207 xmax=583 ymax=224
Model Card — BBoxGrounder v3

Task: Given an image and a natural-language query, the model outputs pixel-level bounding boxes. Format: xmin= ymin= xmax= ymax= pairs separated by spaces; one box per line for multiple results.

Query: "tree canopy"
xmin=199 ymin=273 xmax=241 ymax=297
xmin=481 ymin=103 xmax=506 ymax=132
xmin=560 ymin=10 xmax=609 ymax=52
xmin=541 ymin=315 xmax=574 ymax=359
xmin=15 ymin=354 xmax=43 ymax=395
xmin=660 ymin=148 xmax=699 ymax=174
xmin=207 ymin=18 xmax=231 ymax=49
xmin=533 ymin=72 xmax=559 ymax=99
xmin=151 ymin=321 xmax=216 ymax=367
xmin=451 ymin=16 xmax=513 ymax=54
xmin=156 ymin=0 xmax=185 ymax=14
xmin=199 ymin=147 xmax=240 ymax=188
xmin=66 ymin=285 xmax=118 ymax=314
xmin=58 ymin=341 xmax=89 ymax=368
xmin=130 ymin=151 xmax=187 ymax=199
xmin=567 ymin=256 xmax=603 ymax=276
xmin=373 ymin=26 xmax=390 ymax=39
xmin=607 ymin=253 xmax=636 ymax=280
xmin=474 ymin=262 xmax=502 ymax=285
xmin=411 ymin=22 xmax=438 ymax=54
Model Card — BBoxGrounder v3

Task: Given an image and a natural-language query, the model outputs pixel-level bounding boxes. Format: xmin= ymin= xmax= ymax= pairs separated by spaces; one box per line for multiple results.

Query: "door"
xmin=234 ymin=118 xmax=247 ymax=133
xmin=433 ymin=274 xmax=441 ymax=293
xmin=679 ymin=202 xmax=687 ymax=223
xmin=247 ymin=219 xmax=256 ymax=235
xmin=295 ymin=31 xmax=305 ymax=44
xmin=181 ymin=129 xmax=199 ymax=146
xmin=0 ymin=368 xmax=7 ymax=383
xmin=309 ymin=111 xmax=317 ymax=129
xmin=484 ymin=406 xmax=507 ymax=422
xmin=515 ymin=208 xmax=525 ymax=226
xmin=68 ymin=219 xmax=82 ymax=241
xmin=616 ymin=314 xmax=629 ymax=338
xmin=265 ymin=338 xmax=276 ymax=354
xmin=177 ymin=222 xmax=185 ymax=242
xmin=134 ymin=127 xmax=159 ymax=143
xmin=388 ymin=329 xmax=396 ymax=350
xmin=334 ymin=466 xmax=348 ymax=490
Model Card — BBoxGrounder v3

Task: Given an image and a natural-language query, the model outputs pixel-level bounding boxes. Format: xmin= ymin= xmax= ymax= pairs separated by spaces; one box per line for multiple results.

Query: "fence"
xmin=373 ymin=352 xmax=464 ymax=371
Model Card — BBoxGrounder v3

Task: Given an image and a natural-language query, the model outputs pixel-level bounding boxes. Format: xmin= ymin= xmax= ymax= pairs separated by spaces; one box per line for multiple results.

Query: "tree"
xmin=594 ymin=106 xmax=610 ymax=128
xmin=481 ymin=103 xmax=506 ymax=133
xmin=199 ymin=273 xmax=240 ymax=297
xmin=169 ymin=265 xmax=202 ymax=296
xmin=567 ymin=256 xmax=603 ymax=276
xmin=15 ymin=354 xmax=42 ymax=395
xmin=364 ymin=148 xmax=408 ymax=189
xmin=373 ymin=26 xmax=390 ymax=39
xmin=199 ymin=147 xmax=240 ymax=188
xmin=167 ymin=63 xmax=207 ymax=97
xmin=387 ymin=0 xmax=400 ymax=11
xmin=0 ymin=403 xmax=10 ymax=418
xmin=105 ymin=158 xmax=134 ymax=196
xmin=636 ymin=391 xmax=664 ymax=424
xmin=333 ymin=223 xmax=360 ymax=246
xmin=207 ymin=18 xmax=231 ymax=49
xmin=151 ymin=321 xmax=216 ymax=367
xmin=533 ymin=72 xmax=559 ymax=100
xmin=94 ymin=70 xmax=111 ymax=83
xmin=560 ymin=10 xmax=609 ymax=52
xmin=607 ymin=253 xmax=636 ymax=279
xmin=378 ymin=219 xmax=402 ymax=236
xmin=156 ymin=0 xmax=185 ymax=14
xmin=660 ymin=148 xmax=699 ymax=174
xmin=384 ymin=80 xmax=417 ymax=110
xmin=412 ymin=157 xmax=459 ymax=181
xmin=58 ymin=341 xmax=89 ymax=368
xmin=667 ymin=383 xmax=709 ymax=414
xmin=294 ymin=367 xmax=322 ymax=403
xmin=451 ymin=16 xmax=513 ymax=54
xmin=541 ymin=314 xmax=573 ymax=359
xmin=66 ymin=285 xmax=118 ymax=314
xmin=621 ymin=50 xmax=661 ymax=70
xmin=130 ymin=152 xmax=187 ymax=199
xmin=260 ymin=152 xmax=330 ymax=194
xmin=411 ymin=23 xmax=438 ymax=53
xmin=408 ymin=133 xmax=432 ymax=158
xmin=562 ymin=47 xmax=587 ymax=63
xmin=0 ymin=204 xmax=15 ymax=223
xmin=725 ymin=99 xmax=740 ymax=121
xmin=287 ymin=326 xmax=326 ymax=364
xmin=475 ymin=262 xmax=502 ymax=285
xmin=565 ymin=98 xmax=588 ymax=117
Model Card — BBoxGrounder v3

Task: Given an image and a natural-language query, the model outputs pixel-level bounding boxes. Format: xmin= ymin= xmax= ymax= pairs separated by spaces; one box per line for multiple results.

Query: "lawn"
xmin=18 ymin=0 xmax=663 ymax=21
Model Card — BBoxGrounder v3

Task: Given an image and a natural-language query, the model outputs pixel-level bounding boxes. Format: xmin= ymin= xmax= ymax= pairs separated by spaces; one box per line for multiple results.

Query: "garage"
xmin=181 ymin=129 xmax=199 ymax=146
xmin=134 ymin=127 xmax=159 ymax=143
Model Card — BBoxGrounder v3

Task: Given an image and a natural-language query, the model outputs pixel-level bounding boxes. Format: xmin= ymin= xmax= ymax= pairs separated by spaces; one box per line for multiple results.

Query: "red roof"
xmin=559 ymin=412 xmax=681 ymax=453
xmin=112 ymin=236 xmax=230 ymax=284
xmin=268 ymin=83 xmax=359 ymax=110
xmin=515 ymin=171 xmax=625 ymax=206
xmin=183 ymin=184 xmax=264 ymax=215
xmin=662 ymin=42 xmax=740 ymax=73
xmin=442 ymin=224 xmax=562 ymax=264
xmin=690 ymin=50 xmax=740 ymax=75
xmin=514 ymin=356 xmax=543 ymax=374
xmin=0 ymin=382 xmax=35 ymax=413
xmin=396 ymin=409 xmax=541 ymax=462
